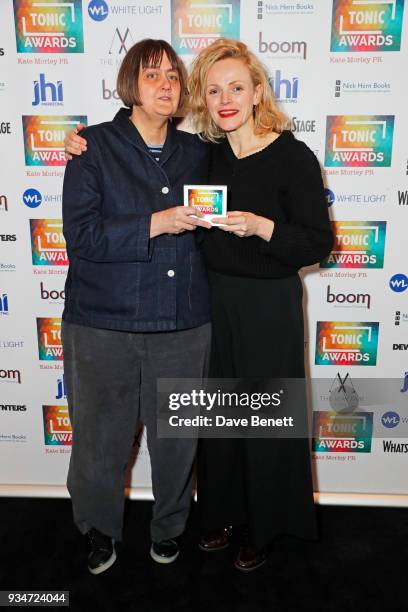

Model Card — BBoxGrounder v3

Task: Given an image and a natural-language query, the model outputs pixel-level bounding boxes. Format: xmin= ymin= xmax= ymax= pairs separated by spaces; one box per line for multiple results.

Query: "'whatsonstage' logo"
xmin=30 ymin=219 xmax=68 ymax=266
xmin=171 ymin=0 xmax=240 ymax=55
xmin=331 ymin=0 xmax=404 ymax=52
xmin=313 ymin=411 xmax=373 ymax=453
xmin=43 ymin=405 xmax=72 ymax=445
xmin=315 ymin=321 xmax=379 ymax=366
xmin=13 ymin=0 xmax=84 ymax=53
xmin=36 ymin=317 xmax=63 ymax=360
xmin=325 ymin=115 xmax=394 ymax=167
xmin=22 ymin=115 xmax=87 ymax=166
xmin=321 ymin=221 xmax=386 ymax=269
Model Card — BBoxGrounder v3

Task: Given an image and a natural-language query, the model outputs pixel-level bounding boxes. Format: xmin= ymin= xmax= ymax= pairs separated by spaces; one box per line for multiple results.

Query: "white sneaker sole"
xmin=88 ymin=546 xmax=117 ymax=575
xmin=150 ymin=544 xmax=179 ymax=564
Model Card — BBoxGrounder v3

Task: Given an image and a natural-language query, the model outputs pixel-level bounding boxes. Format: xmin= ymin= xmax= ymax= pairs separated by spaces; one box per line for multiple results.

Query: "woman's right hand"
xmin=64 ymin=123 xmax=87 ymax=160
xmin=151 ymin=207 xmax=211 ymax=238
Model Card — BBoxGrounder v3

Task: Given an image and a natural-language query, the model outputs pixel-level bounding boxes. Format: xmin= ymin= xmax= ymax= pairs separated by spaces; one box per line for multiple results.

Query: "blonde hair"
xmin=188 ymin=38 xmax=287 ymax=142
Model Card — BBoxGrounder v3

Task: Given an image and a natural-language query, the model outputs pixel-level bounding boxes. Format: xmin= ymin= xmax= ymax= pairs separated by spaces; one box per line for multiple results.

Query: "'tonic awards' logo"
xmin=30 ymin=219 xmax=68 ymax=265
xmin=171 ymin=0 xmax=240 ymax=54
xmin=22 ymin=115 xmax=87 ymax=166
xmin=13 ymin=0 xmax=84 ymax=53
xmin=43 ymin=405 xmax=72 ymax=445
xmin=315 ymin=321 xmax=379 ymax=366
xmin=325 ymin=115 xmax=394 ymax=167
xmin=37 ymin=317 xmax=63 ymax=360
xmin=313 ymin=411 xmax=373 ymax=452
xmin=331 ymin=0 xmax=405 ymax=52
xmin=321 ymin=221 xmax=386 ymax=268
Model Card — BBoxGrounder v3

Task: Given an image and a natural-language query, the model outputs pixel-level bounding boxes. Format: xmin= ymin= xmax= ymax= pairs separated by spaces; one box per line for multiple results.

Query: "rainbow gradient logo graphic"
xmin=315 ymin=321 xmax=379 ymax=366
xmin=321 ymin=221 xmax=386 ymax=268
xmin=14 ymin=0 xmax=84 ymax=53
xmin=37 ymin=317 xmax=63 ymax=360
xmin=30 ymin=219 xmax=68 ymax=266
xmin=331 ymin=0 xmax=404 ymax=52
xmin=43 ymin=405 xmax=72 ymax=445
xmin=313 ymin=411 xmax=373 ymax=453
xmin=22 ymin=115 xmax=87 ymax=166
xmin=171 ymin=0 xmax=240 ymax=54
xmin=325 ymin=115 xmax=394 ymax=167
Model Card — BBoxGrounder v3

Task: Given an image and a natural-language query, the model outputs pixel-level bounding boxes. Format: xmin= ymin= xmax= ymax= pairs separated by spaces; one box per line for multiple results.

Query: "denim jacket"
xmin=62 ymin=108 xmax=210 ymax=332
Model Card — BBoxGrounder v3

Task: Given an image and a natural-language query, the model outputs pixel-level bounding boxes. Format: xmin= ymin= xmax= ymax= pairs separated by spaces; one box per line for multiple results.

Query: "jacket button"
xmin=161 ymin=186 xmax=169 ymax=194
xmin=167 ymin=269 xmax=175 ymax=278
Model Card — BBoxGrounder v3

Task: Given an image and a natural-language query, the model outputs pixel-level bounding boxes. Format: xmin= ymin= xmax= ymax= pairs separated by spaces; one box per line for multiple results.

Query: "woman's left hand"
xmin=212 ymin=211 xmax=274 ymax=241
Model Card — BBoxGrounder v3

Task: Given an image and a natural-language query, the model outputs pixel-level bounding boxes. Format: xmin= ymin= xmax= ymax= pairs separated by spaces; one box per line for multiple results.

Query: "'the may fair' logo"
xmin=30 ymin=219 xmax=68 ymax=266
xmin=325 ymin=115 xmax=394 ymax=167
xmin=171 ymin=0 xmax=240 ymax=54
xmin=37 ymin=317 xmax=63 ymax=360
xmin=22 ymin=115 xmax=87 ymax=166
xmin=321 ymin=221 xmax=386 ymax=268
xmin=331 ymin=0 xmax=404 ymax=52
xmin=43 ymin=405 xmax=72 ymax=445
xmin=315 ymin=321 xmax=379 ymax=366
xmin=13 ymin=0 xmax=84 ymax=53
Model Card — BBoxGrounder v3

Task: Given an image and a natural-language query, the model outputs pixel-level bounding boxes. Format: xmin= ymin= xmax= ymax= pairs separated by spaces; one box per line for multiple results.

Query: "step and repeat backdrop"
xmin=0 ymin=0 xmax=407 ymax=502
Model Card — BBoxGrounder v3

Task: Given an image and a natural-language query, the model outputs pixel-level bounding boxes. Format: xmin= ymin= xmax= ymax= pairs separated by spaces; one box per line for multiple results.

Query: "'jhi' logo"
xmin=56 ymin=373 xmax=67 ymax=400
xmin=315 ymin=321 xmax=379 ymax=366
xmin=313 ymin=411 xmax=373 ymax=452
xmin=325 ymin=115 xmax=394 ymax=167
xmin=269 ymin=70 xmax=299 ymax=103
xmin=30 ymin=219 xmax=68 ymax=266
xmin=331 ymin=0 xmax=404 ymax=52
xmin=32 ymin=74 xmax=63 ymax=106
xmin=37 ymin=317 xmax=63 ymax=360
xmin=22 ymin=115 xmax=87 ymax=166
xmin=0 ymin=293 xmax=9 ymax=315
xmin=171 ymin=0 xmax=240 ymax=54
xmin=14 ymin=0 xmax=84 ymax=53
xmin=321 ymin=221 xmax=386 ymax=268
xmin=43 ymin=405 xmax=72 ymax=445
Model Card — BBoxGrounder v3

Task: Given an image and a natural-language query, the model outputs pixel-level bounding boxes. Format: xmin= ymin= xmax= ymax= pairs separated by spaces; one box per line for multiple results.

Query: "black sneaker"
xmin=87 ymin=528 xmax=116 ymax=575
xmin=150 ymin=539 xmax=179 ymax=564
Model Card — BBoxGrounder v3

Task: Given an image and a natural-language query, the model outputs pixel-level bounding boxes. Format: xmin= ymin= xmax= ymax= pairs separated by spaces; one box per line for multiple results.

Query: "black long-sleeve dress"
xmin=197 ymin=131 xmax=333 ymax=549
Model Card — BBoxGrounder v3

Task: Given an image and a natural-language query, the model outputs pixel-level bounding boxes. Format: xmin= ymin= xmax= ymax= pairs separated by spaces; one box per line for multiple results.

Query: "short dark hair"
xmin=117 ymin=39 xmax=187 ymax=110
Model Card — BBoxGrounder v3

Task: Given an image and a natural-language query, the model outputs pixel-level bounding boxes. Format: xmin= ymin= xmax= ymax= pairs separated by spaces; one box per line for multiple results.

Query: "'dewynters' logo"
xmin=325 ymin=115 xmax=394 ymax=167
xmin=22 ymin=115 xmax=87 ymax=166
xmin=171 ymin=0 xmax=240 ymax=54
xmin=30 ymin=219 xmax=68 ymax=266
xmin=43 ymin=405 xmax=72 ymax=445
xmin=315 ymin=321 xmax=379 ymax=366
xmin=313 ymin=411 xmax=373 ymax=452
xmin=321 ymin=221 xmax=386 ymax=268
xmin=331 ymin=0 xmax=404 ymax=52
xmin=37 ymin=317 xmax=63 ymax=360
xmin=13 ymin=0 xmax=84 ymax=53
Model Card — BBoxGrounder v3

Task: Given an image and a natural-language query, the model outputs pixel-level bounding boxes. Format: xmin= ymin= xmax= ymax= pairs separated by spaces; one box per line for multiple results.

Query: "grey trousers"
xmin=62 ymin=320 xmax=211 ymax=543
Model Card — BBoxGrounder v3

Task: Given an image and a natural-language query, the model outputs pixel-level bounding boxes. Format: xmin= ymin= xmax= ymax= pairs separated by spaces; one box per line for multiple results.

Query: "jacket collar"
xmin=113 ymin=107 xmax=180 ymax=164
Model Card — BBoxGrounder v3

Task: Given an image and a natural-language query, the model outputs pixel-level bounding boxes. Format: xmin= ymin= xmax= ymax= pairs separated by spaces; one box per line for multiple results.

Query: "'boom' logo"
xmin=22 ymin=115 xmax=87 ymax=166
xmin=313 ymin=411 xmax=373 ymax=453
xmin=321 ymin=221 xmax=386 ymax=268
xmin=43 ymin=405 xmax=72 ymax=445
xmin=30 ymin=219 xmax=68 ymax=266
xmin=171 ymin=0 xmax=240 ymax=54
xmin=331 ymin=0 xmax=404 ymax=52
xmin=315 ymin=321 xmax=379 ymax=366
xmin=325 ymin=115 xmax=394 ymax=167
xmin=13 ymin=0 xmax=84 ymax=53
xmin=37 ymin=317 xmax=63 ymax=360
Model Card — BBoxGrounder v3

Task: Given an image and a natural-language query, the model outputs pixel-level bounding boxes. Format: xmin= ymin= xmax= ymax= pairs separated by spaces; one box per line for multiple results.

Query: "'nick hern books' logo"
xmin=313 ymin=411 xmax=373 ymax=452
xmin=14 ymin=0 xmax=84 ymax=53
xmin=22 ymin=115 xmax=87 ymax=165
xmin=37 ymin=317 xmax=63 ymax=360
xmin=43 ymin=405 xmax=72 ymax=445
xmin=321 ymin=221 xmax=386 ymax=268
xmin=171 ymin=0 xmax=240 ymax=54
xmin=325 ymin=115 xmax=394 ymax=167
xmin=30 ymin=219 xmax=68 ymax=266
xmin=315 ymin=321 xmax=379 ymax=366
xmin=331 ymin=0 xmax=404 ymax=52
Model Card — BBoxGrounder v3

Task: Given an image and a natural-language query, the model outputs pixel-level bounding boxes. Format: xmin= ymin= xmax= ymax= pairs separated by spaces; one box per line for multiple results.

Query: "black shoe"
xmin=199 ymin=527 xmax=232 ymax=552
xmin=87 ymin=528 xmax=116 ymax=575
xmin=150 ymin=539 xmax=180 ymax=564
